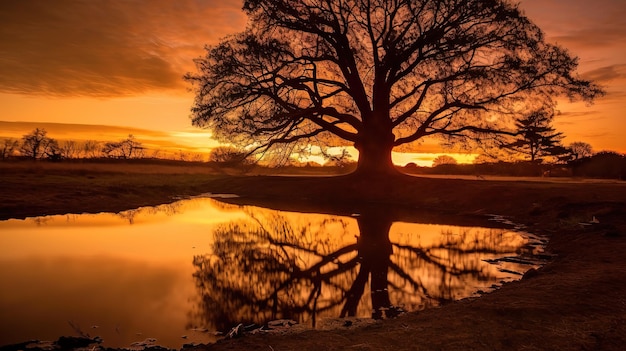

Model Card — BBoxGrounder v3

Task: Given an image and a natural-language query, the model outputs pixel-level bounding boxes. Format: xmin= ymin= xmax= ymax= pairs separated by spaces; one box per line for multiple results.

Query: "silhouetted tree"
xmin=59 ymin=140 xmax=79 ymax=159
xmin=432 ymin=155 xmax=458 ymax=167
xmin=571 ymin=151 xmax=625 ymax=179
xmin=43 ymin=139 xmax=61 ymax=160
xmin=569 ymin=141 xmax=594 ymax=160
xmin=187 ymin=0 xmax=601 ymax=177
xmin=102 ymin=134 xmax=144 ymax=159
xmin=208 ymin=146 xmax=254 ymax=165
xmin=1 ymin=138 xmax=18 ymax=160
xmin=505 ymin=109 xmax=566 ymax=162
xmin=19 ymin=128 xmax=58 ymax=160
xmin=82 ymin=140 xmax=102 ymax=158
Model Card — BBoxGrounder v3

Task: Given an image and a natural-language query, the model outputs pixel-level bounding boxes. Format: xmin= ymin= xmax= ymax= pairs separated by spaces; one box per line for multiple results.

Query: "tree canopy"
xmin=187 ymin=0 xmax=602 ymax=176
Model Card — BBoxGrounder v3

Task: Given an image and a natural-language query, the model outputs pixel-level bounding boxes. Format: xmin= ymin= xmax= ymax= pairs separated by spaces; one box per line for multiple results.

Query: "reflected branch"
xmin=190 ymin=204 xmax=528 ymax=332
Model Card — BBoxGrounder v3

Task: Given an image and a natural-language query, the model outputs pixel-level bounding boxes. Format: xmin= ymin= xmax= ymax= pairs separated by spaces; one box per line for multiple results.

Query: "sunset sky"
xmin=1 ymin=0 xmax=625 ymax=165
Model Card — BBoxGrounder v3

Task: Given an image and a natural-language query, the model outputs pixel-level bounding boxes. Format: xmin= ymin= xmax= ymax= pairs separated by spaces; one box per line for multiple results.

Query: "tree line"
xmin=421 ymin=149 xmax=625 ymax=180
xmin=1 ymin=128 xmax=147 ymax=161
xmin=0 ymin=127 xmax=244 ymax=164
xmin=2 ymin=127 xmax=623 ymax=179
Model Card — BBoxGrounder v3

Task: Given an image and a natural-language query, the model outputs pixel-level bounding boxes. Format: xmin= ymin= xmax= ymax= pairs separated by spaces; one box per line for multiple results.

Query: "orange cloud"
xmin=0 ymin=0 xmax=246 ymax=97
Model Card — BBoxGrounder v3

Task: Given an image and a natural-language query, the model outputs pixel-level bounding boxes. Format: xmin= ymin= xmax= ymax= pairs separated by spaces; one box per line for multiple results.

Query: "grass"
xmin=2 ymin=159 xmax=625 ymax=223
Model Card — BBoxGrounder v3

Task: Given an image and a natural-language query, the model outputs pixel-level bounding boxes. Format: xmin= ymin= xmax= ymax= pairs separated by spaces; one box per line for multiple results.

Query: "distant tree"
xmin=59 ymin=140 xmax=79 ymax=159
xmin=1 ymin=138 xmax=19 ymax=160
xmin=190 ymin=153 xmax=206 ymax=162
xmin=505 ymin=109 xmax=565 ymax=162
xmin=569 ymin=141 xmax=594 ymax=160
xmin=208 ymin=146 xmax=253 ymax=165
xmin=473 ymin=154 xmax=498 ymax=165
xmin=432 ymin=155 xmax=458 ymax=167
xmin=120 ymin=134 xmax=144 ymax=159
xmin=102 ymin=142 xmax=121 ymax=158
xmin=102 ymin=135 xmax=144 ymax=159
xmin=43 ymin=139 xmax=61 ymax=160
xmin=150 ymin=149 xmax=163 ymax=159
xmin=175 ymin=150 xmax=190 ymax=162
xmin=19 ymin=128 xmax=58 ymax=160
xmin=571 ymin=151 xmax=625 ymax=179
xmin=187 ymin=0 xmax=602 ymax=177
xmin=82 ymin=140 xmax=102 ymax=158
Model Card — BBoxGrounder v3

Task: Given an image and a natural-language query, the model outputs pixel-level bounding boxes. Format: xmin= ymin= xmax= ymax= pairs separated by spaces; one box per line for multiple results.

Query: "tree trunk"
xmin=353 ymin=131 xmax=399 ymax=177
xmin=355 ymin=207 xmax=401 ymax=319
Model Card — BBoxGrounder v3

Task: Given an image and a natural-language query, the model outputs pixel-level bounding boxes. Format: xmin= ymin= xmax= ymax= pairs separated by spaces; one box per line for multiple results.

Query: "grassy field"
xmin=1 ymin=160 xmax=626 ymax=350
xmin=3 ymin=159 xmax=624 ymax=224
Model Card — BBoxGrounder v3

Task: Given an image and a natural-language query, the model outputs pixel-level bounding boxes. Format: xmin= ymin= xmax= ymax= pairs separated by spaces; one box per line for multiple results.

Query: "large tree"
xmin=187 ymin=0 xmax=601 ymax=176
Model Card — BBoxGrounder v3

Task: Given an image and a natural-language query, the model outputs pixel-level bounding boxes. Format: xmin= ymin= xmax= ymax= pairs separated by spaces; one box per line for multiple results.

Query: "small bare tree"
xmin=208 ymin=146 xmax=254 ymax=166
xmin=82 ymin=140 xmax=102 ymax=158
xmin=19 ymin=128 xmax=58 ymax=160
xmin=59 ymin=140 xmax=79 ymax=159
xmin=1 ymin=138 xmax=18 ymax=160
xmin=102 ymin=135 xmax=144 ymax=159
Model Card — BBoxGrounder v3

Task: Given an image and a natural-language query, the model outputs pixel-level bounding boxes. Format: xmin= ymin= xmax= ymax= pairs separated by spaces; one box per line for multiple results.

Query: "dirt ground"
xmin=1 ymin=162 xmax=625 ymax=350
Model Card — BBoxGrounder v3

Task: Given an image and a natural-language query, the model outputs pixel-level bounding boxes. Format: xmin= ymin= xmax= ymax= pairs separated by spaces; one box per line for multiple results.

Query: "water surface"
xmin=0 ymin=197 xmax=543 ymax=348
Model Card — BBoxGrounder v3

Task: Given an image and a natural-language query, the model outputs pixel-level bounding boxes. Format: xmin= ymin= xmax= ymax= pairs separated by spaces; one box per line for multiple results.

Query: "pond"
xmin=0 ymin=197 xmax=546 ymax=348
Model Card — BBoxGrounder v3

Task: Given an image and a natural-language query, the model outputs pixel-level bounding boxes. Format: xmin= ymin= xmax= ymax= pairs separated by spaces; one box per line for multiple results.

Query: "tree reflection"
xmin=191 ymin=205 xmax=522 ymax=332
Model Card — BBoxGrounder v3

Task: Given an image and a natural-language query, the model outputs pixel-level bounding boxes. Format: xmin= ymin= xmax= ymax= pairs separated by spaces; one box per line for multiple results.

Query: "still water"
xmin=0 ymin=197 xmax=544 ymax=348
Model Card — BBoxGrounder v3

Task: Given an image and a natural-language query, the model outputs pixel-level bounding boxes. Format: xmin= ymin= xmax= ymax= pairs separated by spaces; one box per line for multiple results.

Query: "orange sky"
xmin=1 ymin=0 xmax=625 ymax=165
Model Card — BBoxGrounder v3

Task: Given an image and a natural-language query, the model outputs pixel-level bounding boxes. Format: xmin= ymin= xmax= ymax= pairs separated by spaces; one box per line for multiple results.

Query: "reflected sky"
xmin=0 ymin=198 xmax=539 ymax=348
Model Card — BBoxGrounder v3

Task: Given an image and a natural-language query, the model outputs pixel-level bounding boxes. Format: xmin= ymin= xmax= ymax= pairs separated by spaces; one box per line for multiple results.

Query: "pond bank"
xmin=1 ymin=166 xmax=625 ymax=350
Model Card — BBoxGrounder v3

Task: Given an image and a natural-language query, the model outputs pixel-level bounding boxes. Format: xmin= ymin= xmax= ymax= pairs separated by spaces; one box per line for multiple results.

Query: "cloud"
xmin=582 ymin=64 xmax=626 ymax=83
xmin=548 ymin=10 xmax=626 ymax=51
xmin=0 ymin=120 xmax=170 ymax=139
xmin=0 ymin=0 xmax=245 ymax=97
xmin=520 ymin=0 xmax=626 ymax=65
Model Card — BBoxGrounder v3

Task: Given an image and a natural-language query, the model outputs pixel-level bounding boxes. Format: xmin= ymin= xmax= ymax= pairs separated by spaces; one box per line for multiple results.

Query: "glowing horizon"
xmin=0 ymin=120 xmax=480 ymax=166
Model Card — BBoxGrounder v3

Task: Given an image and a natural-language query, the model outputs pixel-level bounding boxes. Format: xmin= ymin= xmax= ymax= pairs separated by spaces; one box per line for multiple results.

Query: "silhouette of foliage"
xmin=102 ymin=134 xmax=145 ymax=159
xmin=504 ymin=109 xmax=565 ymax=162
xmin=208 ymin=146 xmax=254 ymax=165
xmin=19 ymin=128 xmax=59 ymax=160
xmin=1 ymin=138 xmax=19 ymax=160
xmin=570 ymin=151 xmax=626 ymax=179
xmin=187 ymin=0 xmax=602 ymax=176
xmin=432 ymin=155 xmax=458 ymax=167
xmin=569 ymin=141 xmax=594 ymax=160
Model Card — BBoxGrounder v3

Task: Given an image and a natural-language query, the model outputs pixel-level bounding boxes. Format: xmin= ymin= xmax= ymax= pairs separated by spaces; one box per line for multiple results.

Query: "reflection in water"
xmin=191 ymin=205 xmax=533 ymax=332
xmin=0 ymin=198 xmax=540 ymax=348
xmin=0 ymin=198 xmax=245 ymax=348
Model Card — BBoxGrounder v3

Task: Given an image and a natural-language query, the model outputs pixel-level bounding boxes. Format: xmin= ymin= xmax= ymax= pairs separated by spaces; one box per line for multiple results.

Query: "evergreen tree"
xmin=506 ymin=110 xmax=565 ymax=162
